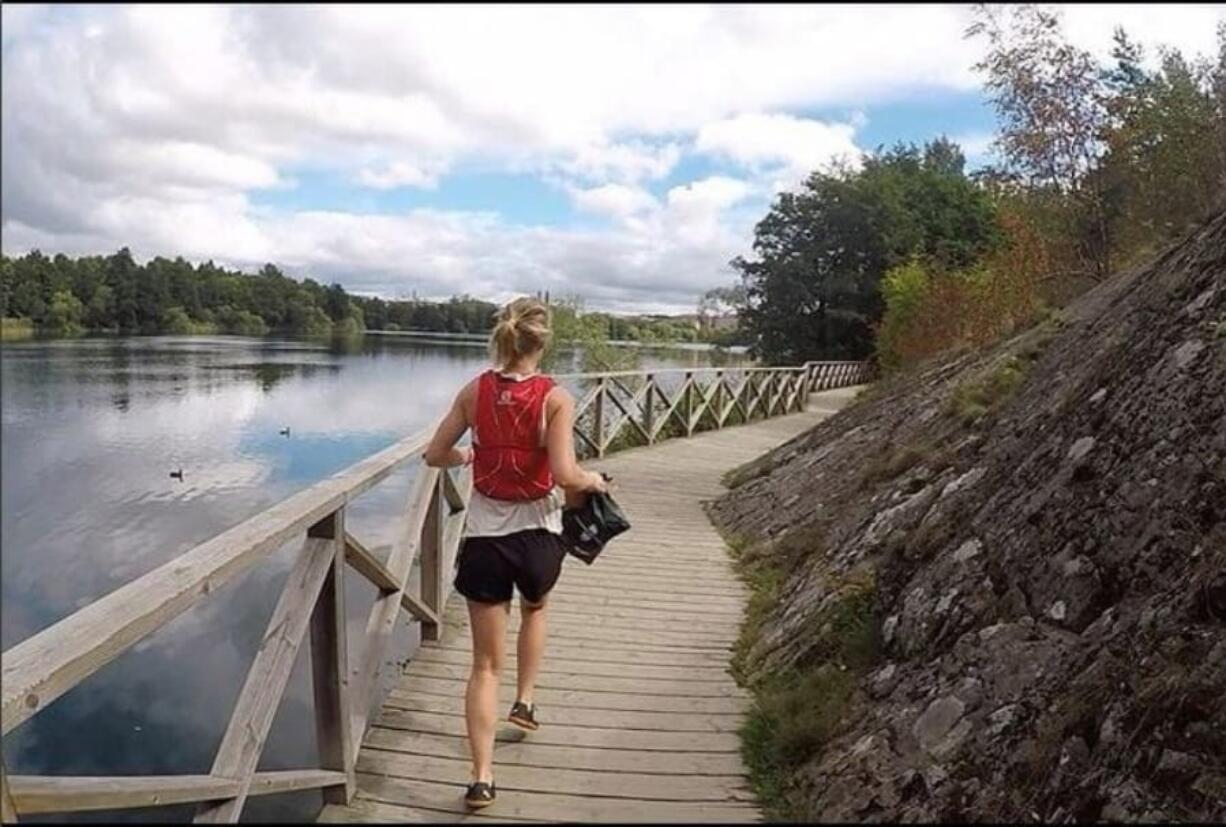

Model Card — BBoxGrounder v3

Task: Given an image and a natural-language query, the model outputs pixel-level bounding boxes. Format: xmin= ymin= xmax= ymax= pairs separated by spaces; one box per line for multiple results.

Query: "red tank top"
xmin=472 ymin=370 xmax=556 ymax=501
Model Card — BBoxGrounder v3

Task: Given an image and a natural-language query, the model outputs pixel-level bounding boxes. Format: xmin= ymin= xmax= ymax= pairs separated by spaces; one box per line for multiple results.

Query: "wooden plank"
xmin=375 ymin=709 xmax=742 ymax=753
xmin=381 ymin=693 xmax=742 ymax=732
xmin=8 ymin=775 xmax=239 ymax=816
xmin=396 ymin=676 xmax=744 ymax=715
xmin=6 ymin=770 xmax=347 ymax=816
xmin=418 ymin=476 xmax=446 ymax=642
xmin=400 ymin=591 xmax=439 ymax=625
xmin=592 ymin=378 xmax=606 ymax=458
xmin=321 ymin=796 xmax=544 ymax=823
xmin=427 ymin=640 xmax=730 ymax=669
xmin=343 ymin=532 xmax=398 ymax=593
xmin=411 ymin=648 xmax=739 ymax=683
xmin=357 ymin=749 xmax=752 ymax=803
xmin=387 ymin=662 xmax=737 ymax=699
xmin=248 ymin=769 xmax=348 ymax=797
xmin=391 ymin=673 xmax=745 ymax=711
xmin=440 ymin=469 xmax=467 ymax=514
xmin=195 ymin=536 xmax=337 ymax=823
xmin=362 ymin=727 xmax=748 ymax=776
xmin=353 ymin=774 xmax=759 ymax=823
xmin=1 ymin=764 xmax=16 ymax=824
xmin=1 ymin=424 xmax=435 ymax=736
xmin=309 ymin=511 xmax=355 ymax=804
xmin=438 ymin=620 xmax=736 ymax=650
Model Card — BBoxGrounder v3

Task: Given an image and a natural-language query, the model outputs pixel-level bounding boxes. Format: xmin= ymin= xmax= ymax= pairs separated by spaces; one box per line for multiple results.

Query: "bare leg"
xmin=516 ymin=597 xmax=548 ymax=706
xmin=465 ymin=599 xmax=509 ymax=783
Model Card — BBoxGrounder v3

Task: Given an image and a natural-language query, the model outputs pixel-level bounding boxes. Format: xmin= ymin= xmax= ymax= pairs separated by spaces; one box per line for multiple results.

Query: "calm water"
xmin=0 ymin=334 xmax=745 ymax=822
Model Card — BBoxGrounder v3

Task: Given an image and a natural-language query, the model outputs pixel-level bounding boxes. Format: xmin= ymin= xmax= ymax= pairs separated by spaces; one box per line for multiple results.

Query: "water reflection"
xmin=0 ymin=334 xmax=744 ymax=822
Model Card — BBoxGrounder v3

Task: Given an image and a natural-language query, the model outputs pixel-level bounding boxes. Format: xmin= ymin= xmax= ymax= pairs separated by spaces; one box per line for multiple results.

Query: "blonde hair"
xmin=490 ymin=296 xmax=552 ymax=368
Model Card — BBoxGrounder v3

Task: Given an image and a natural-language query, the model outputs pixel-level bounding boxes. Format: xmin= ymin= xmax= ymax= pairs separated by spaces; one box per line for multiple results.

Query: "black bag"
xmin=561 ymin=477 xmax=630 ymax=564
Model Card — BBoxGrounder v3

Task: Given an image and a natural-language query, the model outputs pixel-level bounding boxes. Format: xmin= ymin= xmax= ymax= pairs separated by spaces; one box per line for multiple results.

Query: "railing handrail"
xmin=0 ymin=358 xmax=873 ymax=821
xmin=552 ymin=360 xmax=862 ymax=381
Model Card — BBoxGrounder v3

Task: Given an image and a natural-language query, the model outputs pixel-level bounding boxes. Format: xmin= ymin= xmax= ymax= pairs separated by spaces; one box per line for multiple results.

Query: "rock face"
xmin=710 ymin=211 xmax=1226 ymax=822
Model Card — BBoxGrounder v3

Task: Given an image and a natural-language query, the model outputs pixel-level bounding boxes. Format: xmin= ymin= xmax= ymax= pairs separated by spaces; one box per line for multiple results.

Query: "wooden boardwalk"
xmin=319 ymin=389 xmax=858 ymax=824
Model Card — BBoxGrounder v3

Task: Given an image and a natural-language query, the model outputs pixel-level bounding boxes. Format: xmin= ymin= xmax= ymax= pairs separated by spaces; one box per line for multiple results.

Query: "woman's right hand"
xmin=586 ymin=471 xmax=610 ymax=493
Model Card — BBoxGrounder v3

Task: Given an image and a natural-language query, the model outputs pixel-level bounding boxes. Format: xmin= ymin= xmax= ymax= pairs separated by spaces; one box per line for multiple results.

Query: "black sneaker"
xmin=464 ymin=781 xmax=495 ymax=809
xmin=508 ymin=700 xmax=539 ymax=731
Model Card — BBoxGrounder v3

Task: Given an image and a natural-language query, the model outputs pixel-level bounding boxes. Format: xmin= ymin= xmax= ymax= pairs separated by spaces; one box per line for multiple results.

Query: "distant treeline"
xmin=0 ymin=247 xmax=735 ymax=344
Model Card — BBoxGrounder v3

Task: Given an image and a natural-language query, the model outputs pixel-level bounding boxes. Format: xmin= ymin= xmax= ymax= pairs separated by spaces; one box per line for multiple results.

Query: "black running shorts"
xmin=454 ymin=529 xmax=568 ymax=604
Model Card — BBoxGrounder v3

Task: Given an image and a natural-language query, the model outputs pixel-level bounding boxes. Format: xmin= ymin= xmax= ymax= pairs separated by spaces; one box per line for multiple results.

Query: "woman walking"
xmin=423 ymin=296 xmax=607 ymax=809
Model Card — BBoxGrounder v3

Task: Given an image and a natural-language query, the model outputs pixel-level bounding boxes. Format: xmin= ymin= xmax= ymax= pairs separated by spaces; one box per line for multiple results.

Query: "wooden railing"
xmin=558 ymin=360 xmax=872 ymax=458
xmin=0 ymin=359 xmax=871 ymax=822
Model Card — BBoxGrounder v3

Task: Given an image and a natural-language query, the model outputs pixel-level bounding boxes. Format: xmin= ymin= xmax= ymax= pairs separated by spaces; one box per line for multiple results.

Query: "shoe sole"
xmin=508 ymin=715 xmax=539 ymax=731
xmin=465 ymin=798 xmax=495 ymax=809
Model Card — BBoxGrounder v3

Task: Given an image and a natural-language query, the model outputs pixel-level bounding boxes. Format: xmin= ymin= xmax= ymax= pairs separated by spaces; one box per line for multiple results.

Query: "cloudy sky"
xmin=2 ymin=4 xmax=1222 ymax=313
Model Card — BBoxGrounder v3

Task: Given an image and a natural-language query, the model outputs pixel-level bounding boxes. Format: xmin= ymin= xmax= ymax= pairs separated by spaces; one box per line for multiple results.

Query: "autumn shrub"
xmin=875 ymin=207 xmax=1047 ymax=371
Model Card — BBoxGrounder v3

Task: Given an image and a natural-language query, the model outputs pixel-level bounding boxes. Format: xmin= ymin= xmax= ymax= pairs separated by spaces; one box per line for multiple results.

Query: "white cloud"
xmin=356 ymin=160 xmax=445 ymax=190
xmin=2 ymin=4 xmax=1223 ymax=312
xmin=950 ymin=131 xmax=997 ymax=167
xmin=569 ymin=183 xmax=659 ymax=220
xmin=552 ymin=140 xmax=683 ymax=185
xmin=695 ymin=112 xmax=863 ymax=191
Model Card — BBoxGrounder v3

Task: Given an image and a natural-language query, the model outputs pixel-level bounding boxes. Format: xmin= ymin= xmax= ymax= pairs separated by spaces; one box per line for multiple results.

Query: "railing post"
xmin=684 ymin=372 xmax=695 ymax=437
xmin=593 ymin=377 xmax=606 ymax=458
xmin=1 ymin=761 xmax=16 ymax=824
xmin=419 ymin=476 xmax=446 ymax=641
xmin=712 ymin=371 xmax=724 ymax=428
xmin=643 ymin=374 xmax=655 ymax=444
xmin=307 ymin=508 xmax=355 ymax=804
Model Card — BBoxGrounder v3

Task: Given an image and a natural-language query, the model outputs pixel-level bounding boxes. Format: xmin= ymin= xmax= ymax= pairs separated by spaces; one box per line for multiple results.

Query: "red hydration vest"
xmin=472 ymin=370 xmax=556 ymax=501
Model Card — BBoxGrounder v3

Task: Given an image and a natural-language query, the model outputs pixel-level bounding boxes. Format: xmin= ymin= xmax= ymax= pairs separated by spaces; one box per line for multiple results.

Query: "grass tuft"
xmin=947 ymin=354 xmax=1027 ymax=426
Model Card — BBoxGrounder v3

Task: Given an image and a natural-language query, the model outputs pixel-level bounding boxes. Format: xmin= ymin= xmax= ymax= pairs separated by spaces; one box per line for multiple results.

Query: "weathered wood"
xmin=591 ymin=377 xmax=606 ymax=458
xmin=683 ymin=371 xmax=695 ymax=437
xmin=195 ymin=536 xmax=337 ymax=823
xmin=362 ymin=727 xmax=748 ymax=776
xmin=6 ymin=770 xmax=348 ymax=816
xmin=9 ymin=775 xmax=239 ymax=816
xmin=353 ymin=773 xmax=759 ymax=823
xmin=642 ymin=374 xmax=655 ymax=443
xmin=309 ymin=510 xmax=355 ymax=804
xmin=440 ymin=469 xmax=467 ymax=514
xmin=393 ymin=675 xmax=745 ymax=713
xmin=247 ymin=769 xmax=348 ymax=797
xmin=418 ymin=477 xmax=447 ymax=642
xmin=1 ymin=425 xmax=434 ymax=736
xmin=376 ymin=708 xmax=743 ymax=753
xmin=348 ymin=466 xmax=441 ymax=759
xmin=343 ymin=533 xmax=398 ymax=593
xmin=1 ymin=763 xmax=16 ymax=824
xmin=358 ymin=749 xmax=752 ymax=803
xmin=400 ymin=590 xmax=439 ymax=625
xmin=599 ymin=381 xmax=652 ymax=451
xmin=383 ymin=691 xmax=744 ymax=730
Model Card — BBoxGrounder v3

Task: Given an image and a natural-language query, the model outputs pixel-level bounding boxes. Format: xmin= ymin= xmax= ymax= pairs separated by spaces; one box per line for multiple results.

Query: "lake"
xmin=0 ymin=334 xmax=747 ymax=822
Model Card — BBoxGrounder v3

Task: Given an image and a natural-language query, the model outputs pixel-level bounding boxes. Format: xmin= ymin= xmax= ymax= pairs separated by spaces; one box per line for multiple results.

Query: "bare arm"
xmin=423 ymin=382 xmax=475 ymax=468
xmin=545 ymin=387 xmax=606 ymax=492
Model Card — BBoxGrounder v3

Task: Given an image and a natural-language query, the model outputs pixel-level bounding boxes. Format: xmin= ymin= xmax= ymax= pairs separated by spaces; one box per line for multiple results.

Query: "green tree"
xmin=733 ymin=141 xmax=1000 ymax=364
xmin=45 ymin=289 xmax=85 ymax=336
xmin=967 ymin=3 xmax=1112 ymax=277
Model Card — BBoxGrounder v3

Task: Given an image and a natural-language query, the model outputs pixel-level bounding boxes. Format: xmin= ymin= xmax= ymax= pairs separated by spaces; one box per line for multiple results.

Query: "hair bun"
xmin=490 ymin=297 xmax=552 ymax=368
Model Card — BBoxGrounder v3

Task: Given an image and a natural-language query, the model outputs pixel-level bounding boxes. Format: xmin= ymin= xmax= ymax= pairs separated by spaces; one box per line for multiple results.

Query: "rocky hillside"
xmin=710 ymin=210 xmax=1225 ymax=822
